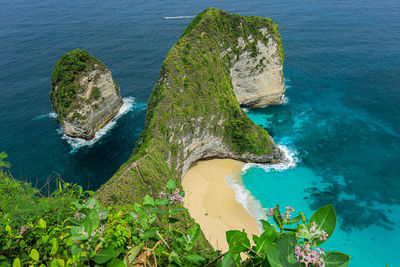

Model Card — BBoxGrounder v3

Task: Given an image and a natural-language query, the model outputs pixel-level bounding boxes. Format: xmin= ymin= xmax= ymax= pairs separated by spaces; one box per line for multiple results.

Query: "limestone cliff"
xmin=97 ymin=8 xmax=284 ymax=205
xmin=50 ymin=49 xmax=123 ymax=140
xmin=230 ymin=28 xmax=285 ymax=107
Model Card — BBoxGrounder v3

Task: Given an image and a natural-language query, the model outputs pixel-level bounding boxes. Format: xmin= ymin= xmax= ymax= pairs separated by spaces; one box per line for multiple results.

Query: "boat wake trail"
xmin=163 ymin=15 xmax=195 ymax=20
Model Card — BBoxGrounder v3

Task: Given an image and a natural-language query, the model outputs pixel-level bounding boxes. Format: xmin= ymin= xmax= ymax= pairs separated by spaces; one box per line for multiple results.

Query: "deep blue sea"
xmin=1 ymin=0 xmax=399 ymax=266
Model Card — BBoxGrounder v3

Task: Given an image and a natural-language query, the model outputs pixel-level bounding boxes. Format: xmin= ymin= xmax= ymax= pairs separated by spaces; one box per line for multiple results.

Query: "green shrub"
xmin=0 ymin=176 xmax=350 ymax=267
xmin=0 ymin=153 xmax=349 ymax=266
xmin=90 ymin=86 xmax=101 ymax=100
xmin=222 ymin=204 xmax=351 ymax=266
xmin=0 ymin=176 xmax=217 ymax=266
xmin=50 ymin=49 xmax=106 ymax=117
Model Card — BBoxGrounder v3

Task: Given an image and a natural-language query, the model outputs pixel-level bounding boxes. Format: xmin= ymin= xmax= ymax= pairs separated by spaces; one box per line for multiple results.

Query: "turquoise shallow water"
xmin=239 ymin=74 xmax=400 ymax=266
xmin=1 ymin=0 xmax=400 ymax=265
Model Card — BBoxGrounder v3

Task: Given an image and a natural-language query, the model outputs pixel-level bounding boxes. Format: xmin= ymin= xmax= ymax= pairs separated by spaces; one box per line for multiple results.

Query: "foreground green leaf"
xmin=169 ymin=250 xmax=182 ymax=266
xmin=143 ymin=194 xmax=155 ymax=206
xmin=276 ymin=234 xmax=300 ymax=266
xmin=127 ymin=244 xmax=144 ymax=264
xmin=222 ymin=252 xmax=236 ymax=267
xmin=184 ymin=254 xmax=206 ymax=265
xmin=166 ymin=180 xmax=177 ymax=191
xmin=30 ymin=249 xmax=40 ymax=262
xmin=226 ymin=230 xmax=250 ymax=264
xmin=308 ymin=204 xmax=336 ymax=246
xmin=325 ymin=251 xmax=351 ymax=267
xmin=186 ymin=223 xmax=201 ymax=249
xmin=106 ymin=258 xmax=126 ymax=267
xmin=38 ymin=218 xmax=47 ymax=229
xmin=12 ymin=258 xmax=21 ymax=267
xmin=266 ymin=246 xmax=283 ymax=267
xmin=93 ymin=246 xmax=124 ymax=264
xmin=255 ymin=226 xmax=277 ymax=255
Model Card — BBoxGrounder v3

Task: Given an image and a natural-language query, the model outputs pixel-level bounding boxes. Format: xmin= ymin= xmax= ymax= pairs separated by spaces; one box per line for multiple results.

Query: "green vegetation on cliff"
xmin=0 ymin=155 xmax=216 ymax=266
xmin=50 ymin=49 xmax=106 ymax=117
xmin=141 ymin=8 xmax=283 ymax=158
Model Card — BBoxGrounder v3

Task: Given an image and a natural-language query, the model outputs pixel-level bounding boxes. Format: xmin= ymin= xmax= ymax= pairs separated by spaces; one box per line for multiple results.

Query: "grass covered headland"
xmin=97 ymin=7 xmax=283 ymax=206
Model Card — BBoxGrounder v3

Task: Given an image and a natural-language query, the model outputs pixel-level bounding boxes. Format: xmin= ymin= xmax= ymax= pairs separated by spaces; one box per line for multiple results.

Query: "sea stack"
xmin=50 ymin=49 xmax=123 ymax=140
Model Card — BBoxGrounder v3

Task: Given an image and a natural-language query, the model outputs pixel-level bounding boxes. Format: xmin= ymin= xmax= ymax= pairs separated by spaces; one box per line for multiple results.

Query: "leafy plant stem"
xmin=156 ymin=231 xmax=170 ymax=250
xmin=204 ymin=252 xmax=227 ymax=267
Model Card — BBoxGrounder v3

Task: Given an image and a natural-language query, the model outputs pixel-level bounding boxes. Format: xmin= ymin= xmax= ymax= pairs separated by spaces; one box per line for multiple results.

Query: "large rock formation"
xmin=50 ymin=49 xmax=123 ymax=140
xmin=97 ymin=8 xmax=285 ymax=205
xmin=230 ymin=29 xmax=285 ymax=107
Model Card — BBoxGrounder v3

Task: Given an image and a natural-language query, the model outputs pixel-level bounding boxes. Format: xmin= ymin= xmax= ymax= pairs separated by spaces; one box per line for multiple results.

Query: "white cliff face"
xmin=61 ymin=65 xmax=123 ymax=140
xmin=230 ymin=28 xmax=285 ymax=107
xmin=164 ymin=115 xmax=281 ymax=177
xmin=179 ymin=131 xmax=280 ymax=176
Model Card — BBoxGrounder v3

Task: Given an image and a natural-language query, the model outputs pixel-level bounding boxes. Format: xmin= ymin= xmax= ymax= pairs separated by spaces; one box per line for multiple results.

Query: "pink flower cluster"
xmin=266 ymin=207 xmax=276 ymax=218
xmin=78 ymin=226 xmax=87 ymax=237
xmin=294 ymin=243 xmax=325 ymax=267
xmin=159 ymin=190 xmax=166 ymax=198
xmin=90 ymin=224 xmax=106 ymax=238
xmin=159 ymin=187 xmax=184 ymax=205
xmin=310 ymin=222 xmax=328 ymax=241
xmin=266 ymin=206 xmax=295 ymax=221
xmin=168 ymin=188 xmax=184 ymax=205
xmin=74 ymin=210 xmax=83 ymax=219
xmin=284 ymin=206 xmax=295 ymax=220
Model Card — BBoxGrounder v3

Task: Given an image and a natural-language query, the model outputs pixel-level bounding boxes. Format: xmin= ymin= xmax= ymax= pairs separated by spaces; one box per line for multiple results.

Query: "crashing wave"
xmin=58 ymin=97 xmax=144 ymax=153
xmin=225 ymin=174 xmax=268 ymax=232
xmin=227 ymin=144 xmax=299 ymax=231
xmin=279 ymin=95 xmax=289 ymax=105
xmin=33 ymin=112 xmax=58 ymax=120
xmin=243 ymin=144 xmax=299 ymax=173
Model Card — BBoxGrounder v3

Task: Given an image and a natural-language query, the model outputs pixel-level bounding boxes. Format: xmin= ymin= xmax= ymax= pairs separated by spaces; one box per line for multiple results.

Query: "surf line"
xmin=58 ymin=97 xmax=141 ymax=153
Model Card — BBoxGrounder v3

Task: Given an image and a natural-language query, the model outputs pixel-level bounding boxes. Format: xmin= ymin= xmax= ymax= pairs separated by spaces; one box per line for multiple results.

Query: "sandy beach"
xmin=182 ymin=159 xmax=260 ymax=252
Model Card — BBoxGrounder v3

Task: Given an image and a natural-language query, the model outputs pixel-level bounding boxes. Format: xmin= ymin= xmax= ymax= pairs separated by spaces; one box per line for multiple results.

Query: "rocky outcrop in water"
xmin=50 ymin=49 xmax=123 ymax=140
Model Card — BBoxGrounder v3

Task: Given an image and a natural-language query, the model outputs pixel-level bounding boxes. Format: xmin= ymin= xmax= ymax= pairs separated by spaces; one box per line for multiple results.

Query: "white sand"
xmin=182 ymin=159 xmax=260 ymax=252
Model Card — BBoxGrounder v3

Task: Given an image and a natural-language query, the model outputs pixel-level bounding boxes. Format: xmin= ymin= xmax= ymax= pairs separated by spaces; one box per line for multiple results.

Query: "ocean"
xmin=1 ymin=0 xmax=399 ymax=266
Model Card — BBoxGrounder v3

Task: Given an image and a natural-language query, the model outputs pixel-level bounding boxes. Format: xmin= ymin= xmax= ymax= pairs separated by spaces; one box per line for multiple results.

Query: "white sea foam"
xmin=225 ymin=144 xmax=299 ymax=232
xmin=163 ymin=15 xmax=195 ymax=20
xmin=58 ymin=97 xmax=142 ymax=153
xmin=279 ymin=95 xmax=289 ymax=105
xmin=34 ymin=112 xmax=58 ymax=120
xmin=242 ymin=145 xmax=299 ymax=173
xmin=225 ymin=174 xmax=268 ymax=232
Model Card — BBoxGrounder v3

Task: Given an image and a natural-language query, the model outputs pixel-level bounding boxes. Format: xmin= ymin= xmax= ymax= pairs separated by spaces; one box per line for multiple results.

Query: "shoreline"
xmin=182 ymin=158 xmax=260 ymax=252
